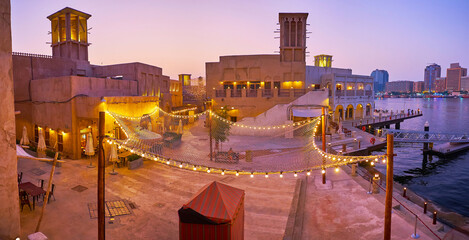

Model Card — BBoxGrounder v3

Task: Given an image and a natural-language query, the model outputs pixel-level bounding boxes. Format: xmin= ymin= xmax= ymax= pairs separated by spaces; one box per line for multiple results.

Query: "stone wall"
xmin=0 ymin=0 xmax=21 ymax=238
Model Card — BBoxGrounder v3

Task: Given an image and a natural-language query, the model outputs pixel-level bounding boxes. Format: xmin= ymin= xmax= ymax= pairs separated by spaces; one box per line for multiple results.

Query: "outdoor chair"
xmin=17 ymin=172 xmax=23 ymax=184
xmin=38 ymin=179 xmax=45 ymax=189
xmin=20 ymin=191 xmax=32 ymax=211
xmin=43 ymin=184 xmax=56 ymax=203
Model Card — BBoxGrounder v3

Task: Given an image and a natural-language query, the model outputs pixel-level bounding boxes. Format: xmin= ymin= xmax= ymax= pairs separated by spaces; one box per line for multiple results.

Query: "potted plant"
xmin=127 ymin=154 xmax=143 ymax=170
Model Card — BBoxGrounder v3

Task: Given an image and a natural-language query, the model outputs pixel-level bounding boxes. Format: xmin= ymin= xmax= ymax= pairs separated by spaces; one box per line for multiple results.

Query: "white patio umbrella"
xmin=20 ymin=126 xmax=30 ymax=146
xmin=109 ymin=143 xmax=118 ymax=175
xmin=85 ymin=132 xmax=95 ymax=168
xmin=177 ymin=119 xmax=183 ymax=135
xmin=37 ymin=128 xmax=46 ymax=152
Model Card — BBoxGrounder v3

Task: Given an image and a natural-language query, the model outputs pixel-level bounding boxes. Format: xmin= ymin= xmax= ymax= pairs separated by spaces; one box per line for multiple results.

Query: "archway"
xmin=346 ymin=104 xmax=354 ymax=120
xmin=356 ymin=104 xmax=364 ymax=119
xmin=366 ymin=103 xmax=372 ymax=117
xmin=334 ymin=105 xmax=344 ymax=121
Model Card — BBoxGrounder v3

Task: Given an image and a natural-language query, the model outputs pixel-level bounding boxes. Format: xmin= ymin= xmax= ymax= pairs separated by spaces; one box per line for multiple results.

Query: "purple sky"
xmin=11 ymin=0 xmax=469 ymax=81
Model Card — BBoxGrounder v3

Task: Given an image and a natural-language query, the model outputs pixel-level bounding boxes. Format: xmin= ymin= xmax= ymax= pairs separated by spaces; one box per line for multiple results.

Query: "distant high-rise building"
xmin=461 ymin=76 xmax=469 ymax=91
xmin=371 ymin=69 xmax=389 ymax=92
xmin=413 ymin=81 xmax=425 ymax=92
xmin=446 ymin=63 xmax=467 ymax=91
xmin=424 ymin=64 xmax=441 ymax=92
xmin=434 ymin=77 xmax=446 ymax=92
xmin=385 ymin=80 xmax=414 ymax=93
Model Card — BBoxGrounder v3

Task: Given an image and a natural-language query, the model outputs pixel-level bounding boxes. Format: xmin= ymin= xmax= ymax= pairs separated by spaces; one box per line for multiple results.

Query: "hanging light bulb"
xmin=207 ymin=168 xmax=211 ymax=173
xmin=236 ymin=171 xmax=239 ymax=176
xmin=335 ymin=167 xmax=339 ymax=172
xmin=321 ymin=169 xmax=326 ymax=174
xmin=250 ymin=173 xmax=254 ymax=178
xmin=371 ymin=161 xmax=375 ymax=166
xmin=307 ymin=171 xmax=311 ymax=176
xmin=179 ymin=164 xmax=183 ymax=168
xmin=294 ymin=172 xmax=298 ymax=177
xmin=265 ymin=173 xmax=269 ymax=178
xmin=221 ymin=171 xmax=225 ymax=175
xmin=280 ymin=172 xmax=283 ymax=178
xmin=193 ymin=166 xmax=197 ymax=171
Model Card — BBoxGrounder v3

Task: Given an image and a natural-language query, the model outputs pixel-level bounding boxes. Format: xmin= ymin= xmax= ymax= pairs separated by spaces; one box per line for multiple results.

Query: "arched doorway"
xmin=366 ymin=103 xmax=372 ymax=117
xmin=335 ymin=105 xmax=344 ymax=121
xmin=346 ymin=104 xmax=354 ymax=120
xmin=356 ymin=104 xmax=364 ymax=119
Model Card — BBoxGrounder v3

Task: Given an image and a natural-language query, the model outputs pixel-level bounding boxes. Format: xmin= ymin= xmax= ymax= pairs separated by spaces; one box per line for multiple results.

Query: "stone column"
xmin=0 ymin=0 xmax=21 ymax=238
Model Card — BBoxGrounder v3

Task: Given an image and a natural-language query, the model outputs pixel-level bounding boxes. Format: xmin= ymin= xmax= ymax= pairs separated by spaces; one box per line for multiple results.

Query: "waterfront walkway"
xmin=17 ymin=156 xmax=444 ymax=239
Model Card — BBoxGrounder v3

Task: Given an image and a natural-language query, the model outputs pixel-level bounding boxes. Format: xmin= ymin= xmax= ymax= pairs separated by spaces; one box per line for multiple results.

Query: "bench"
xmin=215 ymin=152 xmax=239 ymax=163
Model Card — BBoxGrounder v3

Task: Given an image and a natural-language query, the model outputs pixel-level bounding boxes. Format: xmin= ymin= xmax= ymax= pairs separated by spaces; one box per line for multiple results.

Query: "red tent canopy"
xmin=179 ymin=181 xmax=245 ymax=239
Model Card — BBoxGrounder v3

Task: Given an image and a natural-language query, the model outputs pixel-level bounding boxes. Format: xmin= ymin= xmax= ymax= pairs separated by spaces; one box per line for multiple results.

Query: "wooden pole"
xmin=384 ymin=134 xmax=394 ymax=240
xmin=98 ymin=111 xmax=105 ymax=240
xmin=209 ymin=101 xmax=213 ymax=161
xmin=35 ymin=152 xmax=59 ymax=232
xmin=322 ymin=107 xmax=326 ymax=184
xmin=321 ymin=107 xmax=326 ymax=152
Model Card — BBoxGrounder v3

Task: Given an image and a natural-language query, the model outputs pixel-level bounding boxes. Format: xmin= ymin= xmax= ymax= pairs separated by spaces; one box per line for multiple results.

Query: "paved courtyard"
xmin=17 ymin=157 xmax=297 ymax=240
xmin=16 ymin=152 xmax=448 ymax=239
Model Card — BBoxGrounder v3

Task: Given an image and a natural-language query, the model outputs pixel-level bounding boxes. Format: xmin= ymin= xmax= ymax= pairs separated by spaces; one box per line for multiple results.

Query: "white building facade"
xmin=322 ymin=73 xmax=374 ymax=121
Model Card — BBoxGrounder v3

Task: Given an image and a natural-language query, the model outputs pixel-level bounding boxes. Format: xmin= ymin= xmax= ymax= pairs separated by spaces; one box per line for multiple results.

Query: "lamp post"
xmin=209 ymin=100 xmax=213 ymax=161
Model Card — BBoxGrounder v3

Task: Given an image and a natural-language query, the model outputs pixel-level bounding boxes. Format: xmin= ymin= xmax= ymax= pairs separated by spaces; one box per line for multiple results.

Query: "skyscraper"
xmin=446 ymin=63 xmax=467 ymax=91
xmin=371 ymin=69 xmax=389 ymax=92
xmin=424 ymin=64 xmax=441 ymax=92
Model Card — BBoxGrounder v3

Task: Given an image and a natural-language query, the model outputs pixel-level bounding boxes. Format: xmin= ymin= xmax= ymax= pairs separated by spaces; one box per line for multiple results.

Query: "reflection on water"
xmin=373 ymin=98 xmax=469 ymax=217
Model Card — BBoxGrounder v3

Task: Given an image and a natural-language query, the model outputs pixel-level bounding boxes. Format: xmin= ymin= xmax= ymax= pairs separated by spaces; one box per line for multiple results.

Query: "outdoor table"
xmin=18 ymin=182 xmax=46 ymax=210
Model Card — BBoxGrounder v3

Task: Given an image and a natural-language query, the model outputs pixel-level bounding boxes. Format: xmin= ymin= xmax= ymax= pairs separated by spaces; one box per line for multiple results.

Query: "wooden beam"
xmin=384 ymin=134 xmax=394 ymax=240
xmin=98 ymin=111 xmax=105 ymax=240
xmin=35 ymin=152 xmax=59 ymax=232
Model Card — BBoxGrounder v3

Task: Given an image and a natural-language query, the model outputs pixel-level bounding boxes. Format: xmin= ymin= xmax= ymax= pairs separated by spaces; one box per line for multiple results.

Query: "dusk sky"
xmin=11 ymin=0 xmax=469 ymax=81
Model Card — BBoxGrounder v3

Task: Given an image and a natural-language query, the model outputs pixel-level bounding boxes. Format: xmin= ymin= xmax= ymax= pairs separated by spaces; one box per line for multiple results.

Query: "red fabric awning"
xmin=182 ymin=181 xmax=244 ymax=224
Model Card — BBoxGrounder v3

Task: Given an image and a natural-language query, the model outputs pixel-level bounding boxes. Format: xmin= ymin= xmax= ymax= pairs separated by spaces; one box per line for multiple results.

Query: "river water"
xmin=373 ymin=98 xmax=469 ymax=217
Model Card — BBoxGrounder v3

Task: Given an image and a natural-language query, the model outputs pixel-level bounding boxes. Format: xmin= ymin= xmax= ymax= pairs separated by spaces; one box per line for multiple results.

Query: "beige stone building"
xmin=206 ymin=13 xmax=374 ymax=121
xmin=13 ymin=7 xmax=174 ymax=159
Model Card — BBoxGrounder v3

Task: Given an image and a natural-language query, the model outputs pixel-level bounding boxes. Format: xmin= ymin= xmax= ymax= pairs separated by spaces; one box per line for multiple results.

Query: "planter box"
xmin=128 ymin=158 xmax=143 ymax=170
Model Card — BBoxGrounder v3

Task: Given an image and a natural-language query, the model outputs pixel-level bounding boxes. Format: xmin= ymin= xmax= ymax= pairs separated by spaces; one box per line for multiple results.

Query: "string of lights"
xmin=208 ymin=110 xmax=315 ymax=130
xmin=105 ymin=109 xmax=387 ymax=177
xmin=106 ymin=105 xmax=206 ymax=121
xmin=171 ymin=107 xmax=198 ymax=114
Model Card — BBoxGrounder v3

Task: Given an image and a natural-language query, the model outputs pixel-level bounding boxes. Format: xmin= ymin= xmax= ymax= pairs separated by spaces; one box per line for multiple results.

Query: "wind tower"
xmin=47 ymin=7 xmax=91 ymax=61
xmin=279 ymin=13 xmax=308 ymax=62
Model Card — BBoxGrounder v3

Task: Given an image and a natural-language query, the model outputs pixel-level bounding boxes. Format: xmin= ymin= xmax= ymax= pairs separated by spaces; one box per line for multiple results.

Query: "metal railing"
xmin=12 ymin=52 xmax=53 ymax=59
xmin=246 ymin=89 xmax=257 ymax=97
xmin=231 ymin=89 xmax=242 ymax=97
xmin=215 ymin=90 xmax=226 ymax=98
xmin=293 ymin=89 xmax=306 ymax=97
xmin=353 ymin=166 xmax=443 ymax=240
xmin=381 ymin=129 xmax=469 ymax=143
xmin=278 ymin=89 xmax=290 ymax=97
xmin=262 ymin=89 xmax=273 ymax=97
